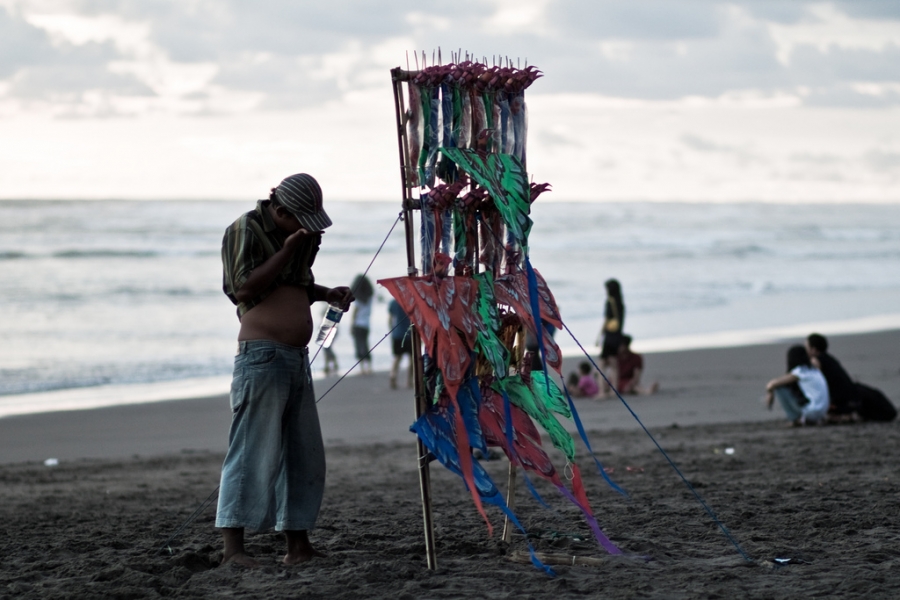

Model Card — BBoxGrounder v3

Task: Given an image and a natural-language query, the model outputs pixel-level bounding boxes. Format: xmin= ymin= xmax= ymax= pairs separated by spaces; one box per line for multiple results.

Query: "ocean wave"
xmin=52 ymin=249 xmax=159 ymax=259
xmin=109 ymin=286 xmax=215 ymax=297
xmin=2 ymin=248 xmax=223 ymax=260
xmin=0 ymin=360 xmax=230 ymax=397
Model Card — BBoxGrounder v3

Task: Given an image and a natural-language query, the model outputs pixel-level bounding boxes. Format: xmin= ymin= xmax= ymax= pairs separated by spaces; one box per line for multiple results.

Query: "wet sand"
xmin=1 ymin=330 xmax=898 ymax=598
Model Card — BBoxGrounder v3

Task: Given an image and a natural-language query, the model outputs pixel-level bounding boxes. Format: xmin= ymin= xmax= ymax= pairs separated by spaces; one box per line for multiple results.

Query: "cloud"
xmin=790 ymin=152 xmax=843 ymax=165
xmin=73 ymin=0 xmax=477 ymax=60
xmin=680 ymin=133 xmax=764 ymax=166
xmin=9 ymin=39 xmax=150 ymax=94
xmin=212 ymin=54 xmax=344 ymax=109
xmin=0 ymin=7 xmax=57 ymax=78
xmin=790 ymin=43 xmax=900 ymax=82
xmin=0 ymin=6 xmax=152 ymax=114
xmin=864 ymin=149 xmax=900 ymax=173
xmin=832 ymin=1 xmax=900 ymax=21
xmin=547 ymin=0 xmax=723 ymax=40
xmin=3 ymin=0 xmax=900 ymax=116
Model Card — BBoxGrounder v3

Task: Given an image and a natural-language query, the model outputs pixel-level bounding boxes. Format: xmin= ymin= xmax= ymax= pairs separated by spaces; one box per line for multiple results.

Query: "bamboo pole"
xmin=501 ymin=462 xmax=517 ymax=542
xmin=500 ymin=81 xmax=532 ymax=541
xmin=501 ymin=329 xmax=527 ymax=542
xmin=390 ymin=67 xmax=437 ymax=570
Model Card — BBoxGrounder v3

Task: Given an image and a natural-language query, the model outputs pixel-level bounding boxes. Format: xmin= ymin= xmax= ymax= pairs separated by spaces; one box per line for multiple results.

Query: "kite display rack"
xmin=386 ymin=55 xmax=623 ymax=574
xmin=386 ymin=53 xmax=751 ymax=573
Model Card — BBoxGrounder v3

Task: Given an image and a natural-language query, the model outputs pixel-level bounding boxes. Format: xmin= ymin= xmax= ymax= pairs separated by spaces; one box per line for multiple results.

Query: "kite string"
xmin=309 ymin=212 xmax=404 ymax=367
xmin=315 ymin=323 xmax=399 ymax=404
xmin=156 ymin=486 xmax=219 ymax=555
xmin=561 ymin=322 xmax=753 ymax=563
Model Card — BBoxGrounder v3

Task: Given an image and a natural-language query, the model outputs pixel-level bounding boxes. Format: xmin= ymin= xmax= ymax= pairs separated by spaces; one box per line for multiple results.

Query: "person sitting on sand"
xmin=615 ymin=335 xmax=659 ymax=395
xmin=218 ymin=173 xmax=354 ymax=567
xmin=806 ymin=332 xmax=897 ymax=422
xmin=765 ymin=345 xmax=829 ymax=426
xmin=568 ymin=361 xmax=600 ymax=398
xmin=805 ymin=333 xmax=859 ymax=420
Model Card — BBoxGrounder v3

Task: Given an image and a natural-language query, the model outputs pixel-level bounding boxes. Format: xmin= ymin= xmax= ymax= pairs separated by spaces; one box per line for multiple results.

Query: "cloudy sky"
xmin=1 ymin=0 xmax=899 ymax=201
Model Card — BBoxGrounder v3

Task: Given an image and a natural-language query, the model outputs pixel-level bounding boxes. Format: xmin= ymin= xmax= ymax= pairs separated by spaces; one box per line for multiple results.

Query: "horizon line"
xmin=2 ymin=197 xmax=899 ymax=205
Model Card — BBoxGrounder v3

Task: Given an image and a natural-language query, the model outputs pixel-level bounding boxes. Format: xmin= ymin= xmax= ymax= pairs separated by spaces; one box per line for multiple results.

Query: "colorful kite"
xmin=385 ymin=58 xmax=623 ymax=572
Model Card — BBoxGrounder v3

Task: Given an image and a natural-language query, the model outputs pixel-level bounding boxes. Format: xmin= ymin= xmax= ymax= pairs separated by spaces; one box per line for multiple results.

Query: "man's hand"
xmin=284 ymin=228 xmax=323 ymax=251
xmin=326 ymin=286 xmax=354 ymax=311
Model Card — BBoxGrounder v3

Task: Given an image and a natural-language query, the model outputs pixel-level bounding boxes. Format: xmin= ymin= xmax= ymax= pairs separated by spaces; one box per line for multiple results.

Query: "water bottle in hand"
xmin=316 ymin=303 xmax=344 ymax=348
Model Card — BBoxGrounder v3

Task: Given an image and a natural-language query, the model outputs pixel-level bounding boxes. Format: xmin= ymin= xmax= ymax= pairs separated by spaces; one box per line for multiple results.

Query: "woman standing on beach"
xmin=765 ymin=345 xmax=830 ymax=426
xmin=597 ymin=278 xmax=625 ymax=392
xmin=350 ymin=274 xmax=374 ymax=375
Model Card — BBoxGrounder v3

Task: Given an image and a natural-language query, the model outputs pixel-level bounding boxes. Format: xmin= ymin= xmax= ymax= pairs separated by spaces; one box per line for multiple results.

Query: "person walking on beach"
xmin=350 ymin=274 xmax=374 ymax=375
xmin=765 ymin=345 xmax=829 ymax=426
xmin=388 ymin=298 xmax=412 ymax=389
xmin=218 ymin=173 xmax=354 ymax=567
xmin=597 ymin=278 xmax=624 ymax=393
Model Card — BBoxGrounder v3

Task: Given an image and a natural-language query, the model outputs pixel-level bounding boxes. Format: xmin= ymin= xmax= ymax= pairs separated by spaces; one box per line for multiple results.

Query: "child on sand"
xmin=568 ymin=361 xmax=600 ymax=398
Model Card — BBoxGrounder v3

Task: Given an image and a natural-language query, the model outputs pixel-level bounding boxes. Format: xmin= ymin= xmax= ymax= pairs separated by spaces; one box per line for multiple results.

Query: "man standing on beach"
xmin=217 ymin=173 xmax=353 ymax=567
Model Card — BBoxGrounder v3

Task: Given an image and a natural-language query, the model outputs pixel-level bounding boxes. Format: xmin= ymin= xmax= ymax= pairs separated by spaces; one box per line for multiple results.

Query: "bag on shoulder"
xmin=855 ymin=383 xmax=897 ymax=422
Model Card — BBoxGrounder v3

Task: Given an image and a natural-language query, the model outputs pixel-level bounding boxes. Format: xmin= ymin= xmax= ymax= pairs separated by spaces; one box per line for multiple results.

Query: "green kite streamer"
xmin=498 ymin=375 xmax=575 ymax=462
xmin=441 ymin=148 xmax=532 ymax=249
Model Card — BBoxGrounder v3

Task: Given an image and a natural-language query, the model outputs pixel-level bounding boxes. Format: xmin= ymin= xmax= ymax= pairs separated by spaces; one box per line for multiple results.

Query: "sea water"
xmin=1 ymin=200 xmax=899 ymax=417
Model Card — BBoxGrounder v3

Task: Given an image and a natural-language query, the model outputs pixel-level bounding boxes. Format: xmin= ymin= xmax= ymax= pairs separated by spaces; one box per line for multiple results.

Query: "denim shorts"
xmin=215 ymin=341 xmax=325 ymax=532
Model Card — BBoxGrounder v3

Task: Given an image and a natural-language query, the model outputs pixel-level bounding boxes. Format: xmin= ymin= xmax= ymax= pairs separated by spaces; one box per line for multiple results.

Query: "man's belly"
xmin=238 ymin=285 xmax=314 ymax=347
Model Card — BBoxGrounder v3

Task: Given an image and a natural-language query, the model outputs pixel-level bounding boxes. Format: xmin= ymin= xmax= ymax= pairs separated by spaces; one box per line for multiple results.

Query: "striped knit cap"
xmin=274 ymin=173 xmax=332 ymax=231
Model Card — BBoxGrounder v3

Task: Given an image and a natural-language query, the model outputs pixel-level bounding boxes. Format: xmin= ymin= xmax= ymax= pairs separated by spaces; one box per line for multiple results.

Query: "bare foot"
xmin=221 ymin=552 xmax=261 ymax=568
xmin=283 ymin=530 xmax=326 ymax=565
xmin=283 ymin=547 xmax=326 ymax=565
xmin=220 ymin=528 xmax=260 ymax=568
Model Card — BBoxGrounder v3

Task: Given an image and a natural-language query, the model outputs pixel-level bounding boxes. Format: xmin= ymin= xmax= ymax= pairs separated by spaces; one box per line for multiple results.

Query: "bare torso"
xmin=238 ymin=285 xmax=314 ymax=347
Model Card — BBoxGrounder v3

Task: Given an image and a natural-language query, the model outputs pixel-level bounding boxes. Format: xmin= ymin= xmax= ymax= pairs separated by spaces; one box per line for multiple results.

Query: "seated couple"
xmin=765 ymin=333 xmax=896 ymax=426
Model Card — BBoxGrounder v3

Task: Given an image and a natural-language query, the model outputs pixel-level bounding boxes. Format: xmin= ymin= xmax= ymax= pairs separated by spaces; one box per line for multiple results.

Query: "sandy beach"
xmin=1 ymin=330 xmax=899 ymax=598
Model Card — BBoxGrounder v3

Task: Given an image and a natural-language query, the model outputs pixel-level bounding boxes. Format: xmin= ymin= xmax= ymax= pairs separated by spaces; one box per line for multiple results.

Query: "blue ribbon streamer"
xmin=524 ymin=257 xmax=550 ymax=393
xmin=561 ymin=382 xmax=628 ymax=498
